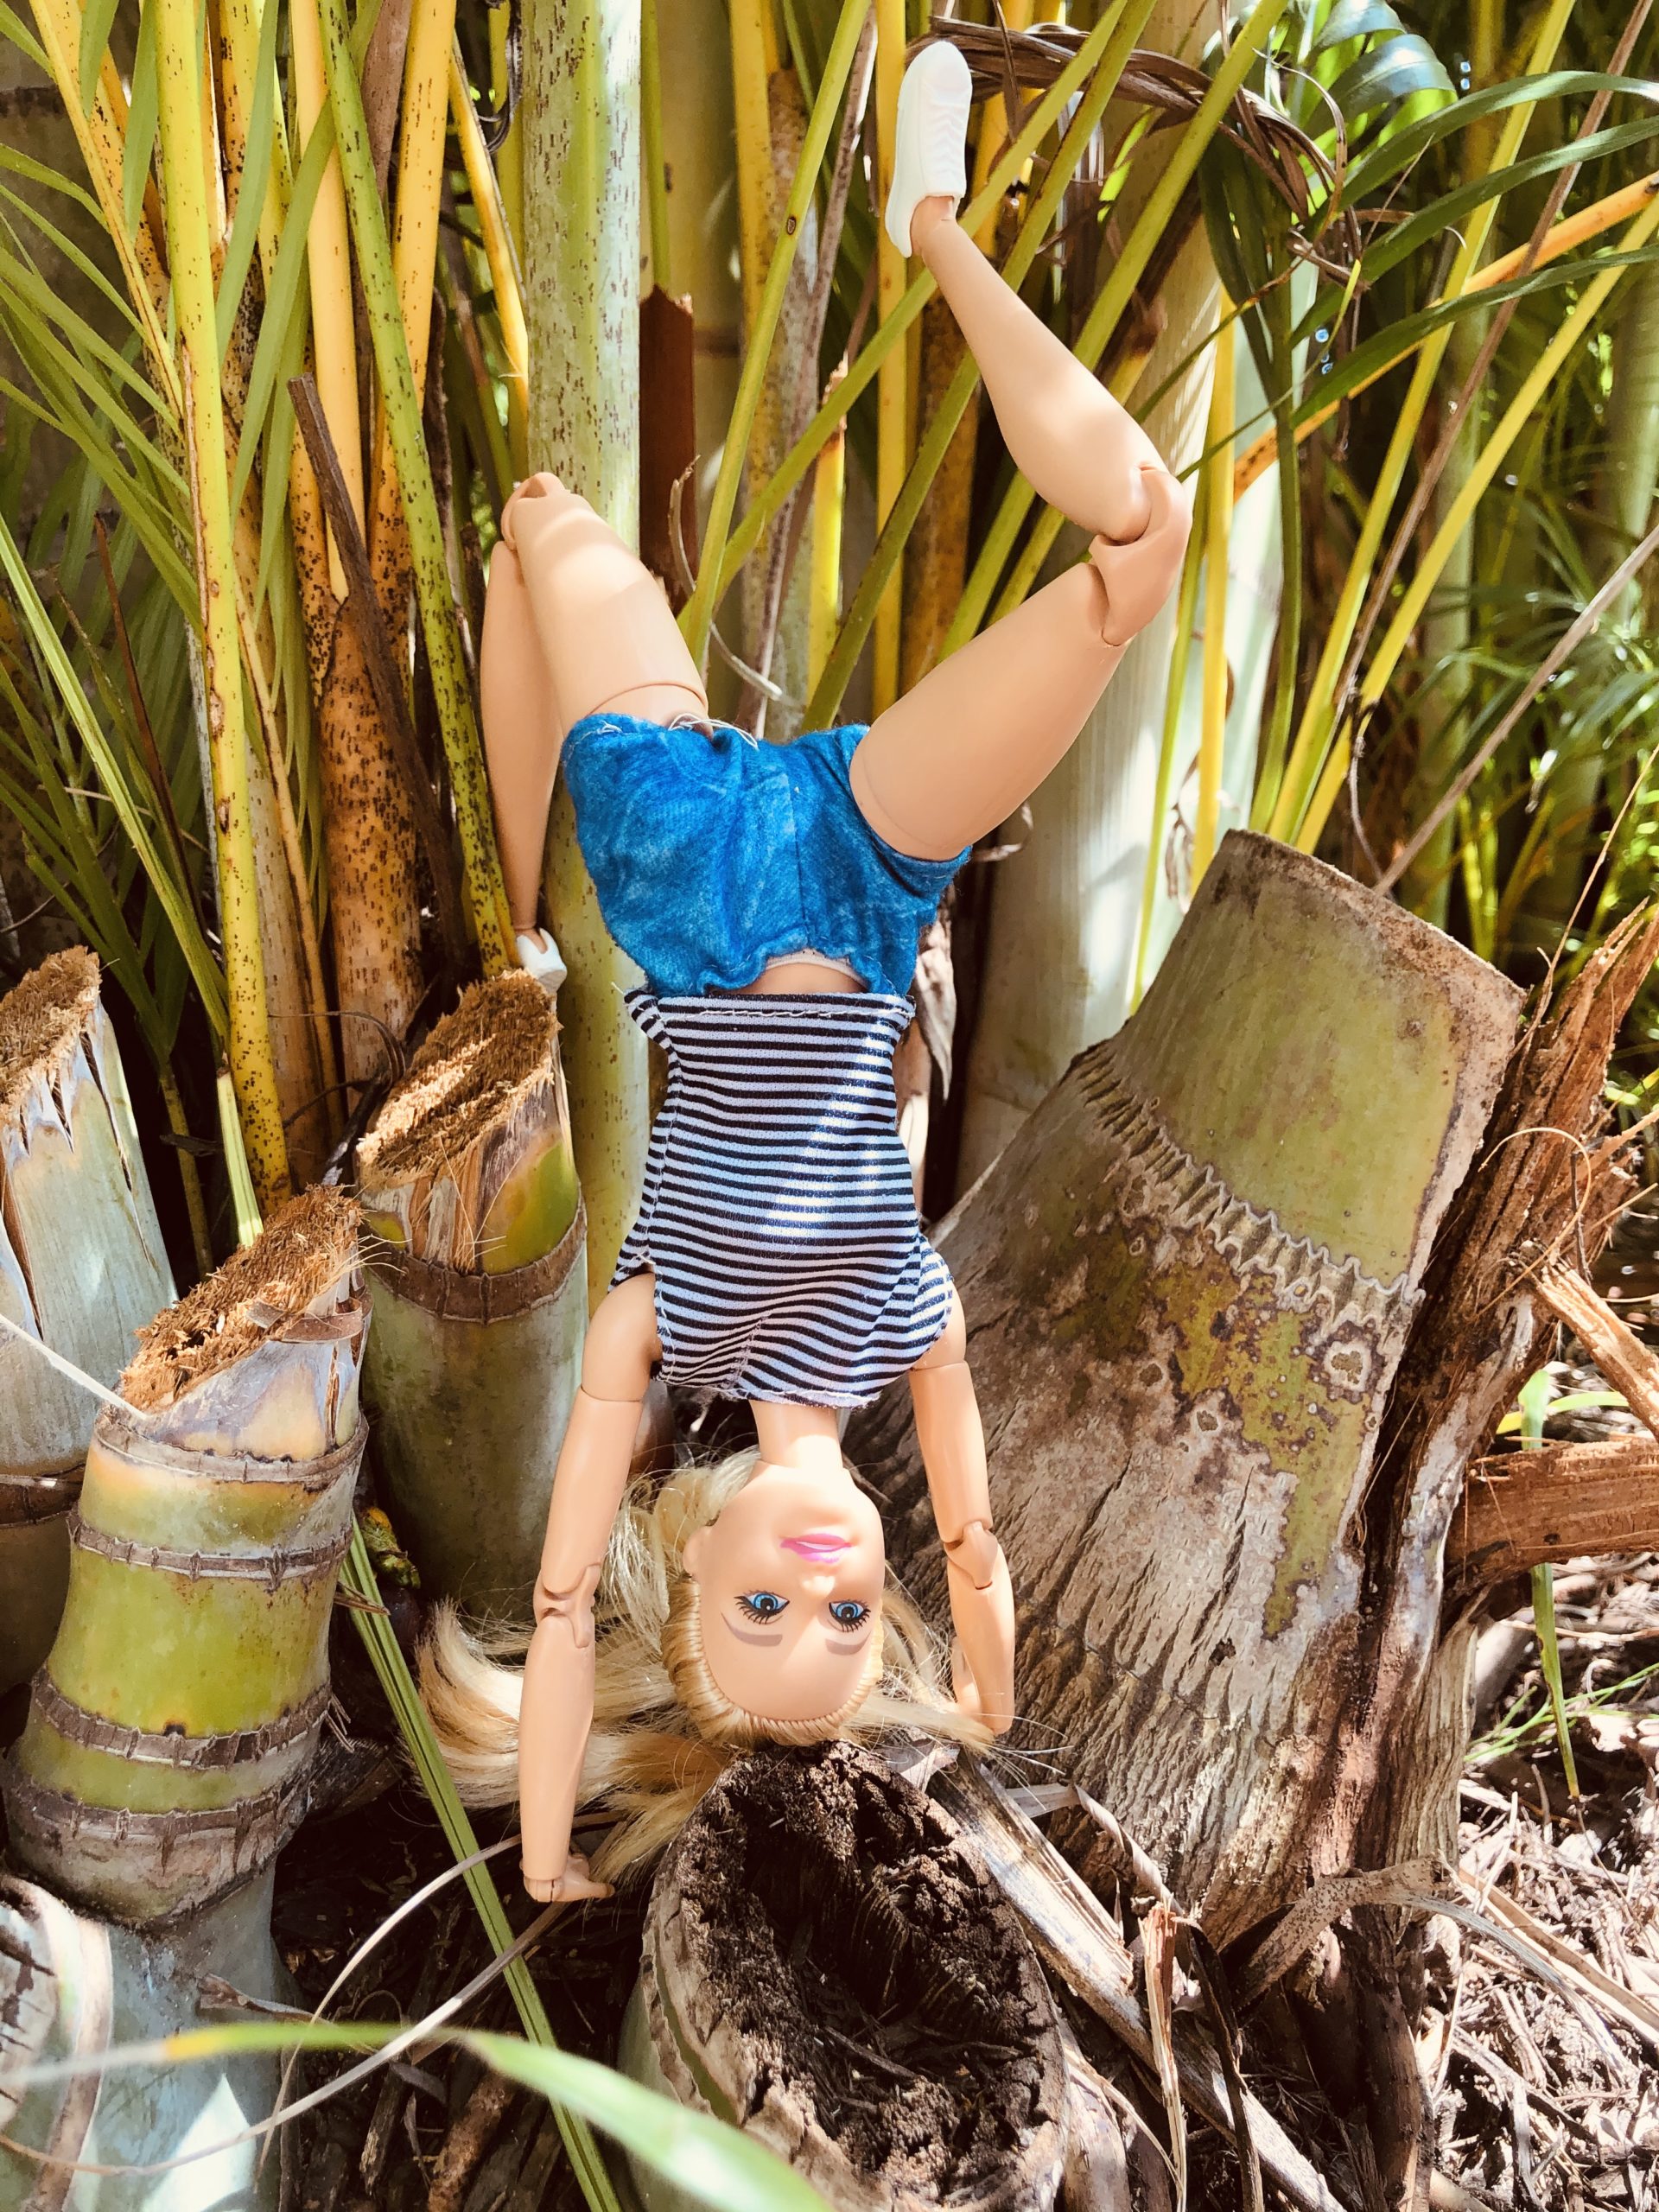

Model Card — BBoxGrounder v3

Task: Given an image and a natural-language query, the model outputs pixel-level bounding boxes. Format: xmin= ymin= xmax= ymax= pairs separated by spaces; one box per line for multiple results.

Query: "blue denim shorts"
xmin=561 ymin=714 xmax=967 ymax=999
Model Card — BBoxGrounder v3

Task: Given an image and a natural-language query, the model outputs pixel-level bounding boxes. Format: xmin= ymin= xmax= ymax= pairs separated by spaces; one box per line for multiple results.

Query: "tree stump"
xmin=620 ymin=1741 xmax=1067 ymax=2211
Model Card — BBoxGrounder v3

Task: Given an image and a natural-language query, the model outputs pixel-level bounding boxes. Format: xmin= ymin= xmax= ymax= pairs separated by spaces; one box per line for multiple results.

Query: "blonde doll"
xmin=421 ymin=1452 xmax=991 ymax=1888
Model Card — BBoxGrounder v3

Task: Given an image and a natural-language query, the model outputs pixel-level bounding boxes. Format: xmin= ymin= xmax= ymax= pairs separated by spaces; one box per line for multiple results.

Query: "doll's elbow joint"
xmin=532 ymin=1573 xmax=598 ymax=1648
xmin=944 ymin=1518 xmax=1005 ymax=1592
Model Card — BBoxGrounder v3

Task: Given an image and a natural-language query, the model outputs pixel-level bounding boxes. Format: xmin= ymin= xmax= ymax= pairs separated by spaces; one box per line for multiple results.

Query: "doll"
xmin=475 ymin=41 xmax=1191 ymax=1902
xmin=422 ymin=1451 xmax=991 ymax=1888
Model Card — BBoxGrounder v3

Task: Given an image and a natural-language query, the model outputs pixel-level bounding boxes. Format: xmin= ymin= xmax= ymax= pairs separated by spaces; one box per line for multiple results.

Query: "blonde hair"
xmin=420 ymin=1449 xmax=989 ymax=1882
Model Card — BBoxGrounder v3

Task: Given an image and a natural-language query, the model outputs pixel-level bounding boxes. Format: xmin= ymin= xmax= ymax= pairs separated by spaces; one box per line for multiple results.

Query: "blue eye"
xmin=828 ymin=1600 xmax=870 ymax=1633
xmin=737 ymin=1592 xmax=788 ymax=1623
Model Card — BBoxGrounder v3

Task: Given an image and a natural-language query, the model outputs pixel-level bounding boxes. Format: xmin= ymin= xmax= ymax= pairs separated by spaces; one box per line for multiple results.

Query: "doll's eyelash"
xmin=736 ymin=1592 xmax=789 ymax=1623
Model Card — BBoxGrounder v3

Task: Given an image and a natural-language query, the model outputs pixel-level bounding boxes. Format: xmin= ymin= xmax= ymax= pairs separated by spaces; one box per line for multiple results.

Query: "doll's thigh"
xmin=582 ymin=1272 xmax=662 ymax=1399
xmin=912 ymin=1287 xmax=968 ymax=1370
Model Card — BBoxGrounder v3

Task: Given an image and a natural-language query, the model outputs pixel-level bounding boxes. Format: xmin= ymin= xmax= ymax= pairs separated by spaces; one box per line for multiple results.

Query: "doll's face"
xmin=681 ymin=1464 xmax=886 ymax=1724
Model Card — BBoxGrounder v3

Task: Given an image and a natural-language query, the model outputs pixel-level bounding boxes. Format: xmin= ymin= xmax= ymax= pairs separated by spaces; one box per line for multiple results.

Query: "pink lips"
xmin=780 ymin=1532 xmax=851 ymax=1560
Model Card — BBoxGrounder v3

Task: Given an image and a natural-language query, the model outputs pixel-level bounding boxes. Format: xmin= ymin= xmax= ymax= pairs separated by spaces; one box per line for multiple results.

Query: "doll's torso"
xmin=560 ymin=713 xmax=967 ymax=1002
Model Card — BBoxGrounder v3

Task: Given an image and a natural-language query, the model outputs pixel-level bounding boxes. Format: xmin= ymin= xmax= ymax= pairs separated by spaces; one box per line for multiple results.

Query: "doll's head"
xmin=423 ymin=1449 xmax=988 ymax=1882
xmin=670 ymin=1456 xmax=888 ymax=1743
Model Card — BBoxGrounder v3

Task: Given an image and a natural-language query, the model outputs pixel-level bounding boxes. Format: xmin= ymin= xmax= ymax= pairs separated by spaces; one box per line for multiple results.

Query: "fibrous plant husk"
xmin=356 ymin=970 xmax=575 ymax=1275
xmin=2 ymin=1186 xmax=366 ymax=1925
xmin=359 ymin=972 xmax=585 ymax=1618
xmin=0 ymin=948 xmax=173 ymax=1692
xmin=620 ymin=1741 xmax=1066 ymax=2212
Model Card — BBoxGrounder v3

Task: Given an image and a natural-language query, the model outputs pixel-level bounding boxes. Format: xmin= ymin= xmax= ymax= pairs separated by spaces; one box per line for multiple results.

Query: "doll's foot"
xmin=515 ymin=927 xmax=568 ymax=995
xmin=885 ymin=41 xmax=972 ymax=257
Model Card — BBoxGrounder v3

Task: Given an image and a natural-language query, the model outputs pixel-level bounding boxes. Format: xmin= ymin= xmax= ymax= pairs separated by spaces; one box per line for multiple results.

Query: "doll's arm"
xmin=518 ymin=1274 xmax=658 ymax=1899
xmin=910 ymin=1295 xmax=1016 ymax=1734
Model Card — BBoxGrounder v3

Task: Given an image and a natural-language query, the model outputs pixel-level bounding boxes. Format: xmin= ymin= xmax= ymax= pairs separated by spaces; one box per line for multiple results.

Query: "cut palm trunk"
xmin=358 ymin=972 xmax=584 ymax=1618
xmin=0 ymin=1869 xmax=289 ymax=2212
xmin=0 ymin=950 xmax=173 ymax=1694
xmin=850 ymin=833 xmax=1522 ymax=1942
xmin=619 ymin=1742 xmax=1066 ymax=2212
xmin=3 ymin=1187 xmax=365 ymax=1924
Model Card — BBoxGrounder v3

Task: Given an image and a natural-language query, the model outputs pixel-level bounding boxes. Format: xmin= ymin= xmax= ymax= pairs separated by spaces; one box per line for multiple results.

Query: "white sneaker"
xmin=515 ymin=928 xmax=568 ymax=995
xmin=885 ymin=41 xmax=972 ymax=257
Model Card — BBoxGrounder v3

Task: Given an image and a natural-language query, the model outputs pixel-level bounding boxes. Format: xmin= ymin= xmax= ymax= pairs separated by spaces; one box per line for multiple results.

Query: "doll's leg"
xmin=850 ymin=201 xmax=1192 ymax=860
xmin=913 ymin=199 xmax=1165 ymax=543
xmin=481 ymin=474 xmax=709 ymax=934
xmin=518 ymin=1269 xmax=659 ymax=1899
xmin=910 ymin=1293 xmax=1014 ymax=1732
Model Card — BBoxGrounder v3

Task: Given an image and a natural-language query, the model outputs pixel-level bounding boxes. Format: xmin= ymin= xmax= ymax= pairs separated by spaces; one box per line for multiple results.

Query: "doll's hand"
xmin=522 ymin=1850 xmax=612 ymax=1905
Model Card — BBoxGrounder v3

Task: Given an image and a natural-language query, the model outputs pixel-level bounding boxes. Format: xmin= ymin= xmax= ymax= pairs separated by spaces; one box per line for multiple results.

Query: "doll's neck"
xmin=751 ymin=1402 xmax=847 ymax=1476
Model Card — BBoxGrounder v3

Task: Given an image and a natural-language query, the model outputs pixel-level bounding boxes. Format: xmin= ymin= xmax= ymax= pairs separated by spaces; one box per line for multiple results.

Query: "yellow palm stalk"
xmin=368 ymin=0 xmax=458 ymax=632
xmin=1262 ymin=0 xmax=1576 ymax=841
xmin=808 ymin=393 xmax=847 ymax=692
xmin=730 ymin=0 xmax=776 ymax=343
xmin=1193 ymin=310 xmax=1235 ymax=885
xmin=1295 ymin=188 xmax=1659 ymax=854
xmin=155 ymin=0 xmax=289 ymax=1203
xmin=873 ymin=0 xmax=906 ymax=713
xmin=450 ymin=41 xmax=530 ymax=476
xmin=291 ymin=0 xmax=365 ymax=581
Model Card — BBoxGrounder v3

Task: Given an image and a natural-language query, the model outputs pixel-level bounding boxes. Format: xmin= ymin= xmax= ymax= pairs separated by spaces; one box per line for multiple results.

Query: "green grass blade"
xmin=338 ymin=1529 xmax=624 ymax=2212
xmin=1 ymin=2018 xmax=830 ymax=2212
xmin=123 ymin=0 xmax=159 ymax=238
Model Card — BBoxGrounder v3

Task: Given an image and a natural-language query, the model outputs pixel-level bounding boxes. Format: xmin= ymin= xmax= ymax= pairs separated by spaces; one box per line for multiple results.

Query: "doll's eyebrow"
xmin=822 ymin=1630 xmax=873 ymax=1654
xmin=721 ymin=1618 xmax=785 ymax=1646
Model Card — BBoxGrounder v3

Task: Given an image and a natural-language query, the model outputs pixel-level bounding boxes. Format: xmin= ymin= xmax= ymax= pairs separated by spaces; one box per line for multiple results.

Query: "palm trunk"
xmin=853 ymin=833 xmax=1522 ymax=1943
xmin=0 ymin=1870 xmax=290 ymax=2210
xmin=358 ymin=972 xmax=584 ymax=1616
xmin=0 ymin=952 xmax=174 ymax=1694
xmin=3 ymin=1187 xmax=365 ymax=1923
xmin=521 ymin=0 xmax=649 ymax=1298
